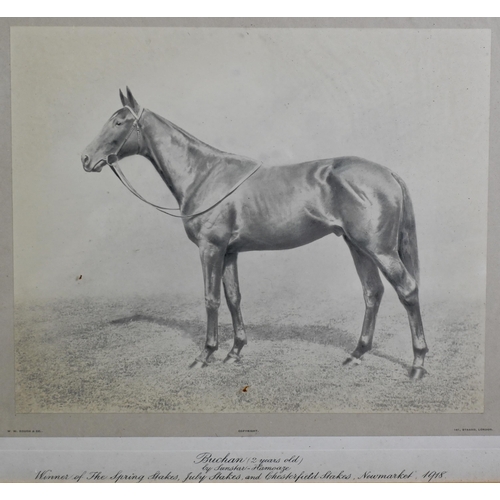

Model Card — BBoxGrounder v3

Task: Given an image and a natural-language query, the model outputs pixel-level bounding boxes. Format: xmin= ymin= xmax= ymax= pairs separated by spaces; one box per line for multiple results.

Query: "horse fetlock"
xmin=353 ymin=341 xmax=372 ymax=357
xmin=204 ymin=343 xmax=219 ymax=354
xmin=234 ymin=336 xmax=247 ymax=348
xmin=409 ymin=366 xmax=427 ymax=380
xmin=409 ymin=354 xmax=427 ymax=378
xmin=225 ymin=340 xmax=246 ymax=362
xmin=414 ymin=345 xmax=428 ymax=356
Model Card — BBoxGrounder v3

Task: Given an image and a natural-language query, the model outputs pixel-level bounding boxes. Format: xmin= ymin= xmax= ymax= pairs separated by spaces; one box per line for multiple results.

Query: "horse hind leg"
xmin=372 ymin=251 xmax=428 ymax=379
xmin=222 ymin=252 xmax=247 ymax=363
xmin=343 ymin=237 xmax=384 ymax=365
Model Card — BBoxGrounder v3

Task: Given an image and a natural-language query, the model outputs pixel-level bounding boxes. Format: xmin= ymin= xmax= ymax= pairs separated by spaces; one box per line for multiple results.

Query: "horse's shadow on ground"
xmin=108 ymin=313 xmax=410 ymax=372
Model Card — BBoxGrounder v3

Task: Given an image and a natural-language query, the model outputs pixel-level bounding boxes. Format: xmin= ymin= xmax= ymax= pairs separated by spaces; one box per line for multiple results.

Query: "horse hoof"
xmin=190 ymin=359 xmax=208 ymax=369
xmin=343 ymin=356 xmax=361 ymax=366
xmin=223 ymin=354 xmax=240 ymax=364
xmin=409 ymin=367 xmax=426 ymax=380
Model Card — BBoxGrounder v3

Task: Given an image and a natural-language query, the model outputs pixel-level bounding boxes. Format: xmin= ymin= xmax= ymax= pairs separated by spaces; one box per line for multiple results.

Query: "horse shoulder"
xmin=183 ymin=202 xmax=238 ymax=248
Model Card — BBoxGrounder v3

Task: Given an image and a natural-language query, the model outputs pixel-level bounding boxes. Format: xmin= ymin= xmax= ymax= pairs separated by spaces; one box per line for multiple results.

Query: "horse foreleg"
xmin=222 ymin=252 xmax=247 ymax=363
xmin=190 ymin=242 xmax=225 ymax=369
xmin=343 ymin=238 xmax=384 ymax=365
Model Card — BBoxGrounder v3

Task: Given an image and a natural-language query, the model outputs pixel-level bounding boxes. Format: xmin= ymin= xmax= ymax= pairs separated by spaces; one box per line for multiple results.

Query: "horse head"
xmin=81 ymin=87 xmax=143 ymax=172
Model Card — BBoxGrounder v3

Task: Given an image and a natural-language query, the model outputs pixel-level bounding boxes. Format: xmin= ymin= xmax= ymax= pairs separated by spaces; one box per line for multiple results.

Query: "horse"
xmin=81 ymin=88 xmax=428 ymax=379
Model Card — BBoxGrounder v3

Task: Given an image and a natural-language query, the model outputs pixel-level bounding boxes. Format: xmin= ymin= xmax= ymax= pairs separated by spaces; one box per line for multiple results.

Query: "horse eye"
xmin=115 ymin=121 xmax=122 ymax=126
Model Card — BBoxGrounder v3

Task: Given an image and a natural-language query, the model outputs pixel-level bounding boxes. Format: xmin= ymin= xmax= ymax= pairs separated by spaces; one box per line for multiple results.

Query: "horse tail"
xmin=392 ymin=173 xmax=420 ymax=285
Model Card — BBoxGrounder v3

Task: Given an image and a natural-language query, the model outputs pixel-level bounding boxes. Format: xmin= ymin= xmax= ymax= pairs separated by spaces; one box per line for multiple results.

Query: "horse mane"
xmin=150 ymin=111 xmax=246 ymax=162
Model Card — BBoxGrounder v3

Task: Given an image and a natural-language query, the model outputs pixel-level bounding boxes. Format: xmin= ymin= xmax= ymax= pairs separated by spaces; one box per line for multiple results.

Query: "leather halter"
xmin=106 ymin=106 xmax=262 ymax=219
xmin=107 ymin=105 xmax=144 ymax=164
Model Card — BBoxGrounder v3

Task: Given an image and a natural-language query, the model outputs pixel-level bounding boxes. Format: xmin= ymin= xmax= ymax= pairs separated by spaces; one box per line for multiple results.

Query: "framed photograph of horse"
xmin=1 ymin=18 xmax=499 ymax=442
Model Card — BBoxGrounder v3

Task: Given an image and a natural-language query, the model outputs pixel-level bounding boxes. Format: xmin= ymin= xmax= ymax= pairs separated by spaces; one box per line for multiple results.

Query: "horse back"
xmin=187 ymin=156 xmax=404 ymax=252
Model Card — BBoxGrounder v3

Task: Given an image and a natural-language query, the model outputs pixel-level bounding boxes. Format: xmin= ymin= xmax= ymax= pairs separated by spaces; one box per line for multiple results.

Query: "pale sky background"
xmin=11 ymin=28 xmax=490 ymax=310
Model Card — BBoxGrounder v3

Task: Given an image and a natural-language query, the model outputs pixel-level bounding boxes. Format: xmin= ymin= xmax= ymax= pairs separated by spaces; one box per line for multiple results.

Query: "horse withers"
xmin=81 ymin=88 xmax=428 ymax=379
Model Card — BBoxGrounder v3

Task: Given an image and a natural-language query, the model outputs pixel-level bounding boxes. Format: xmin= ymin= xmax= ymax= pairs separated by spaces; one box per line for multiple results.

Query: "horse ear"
xmin=119 ymin=89 xmax=129 ymax=107
xmin=126 ymin=86 xmax=140 ymax=113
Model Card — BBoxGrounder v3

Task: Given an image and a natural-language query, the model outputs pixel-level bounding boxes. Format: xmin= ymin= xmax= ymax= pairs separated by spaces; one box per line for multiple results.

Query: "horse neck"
xmin=139 ymin=110 xmax=219 ymax=207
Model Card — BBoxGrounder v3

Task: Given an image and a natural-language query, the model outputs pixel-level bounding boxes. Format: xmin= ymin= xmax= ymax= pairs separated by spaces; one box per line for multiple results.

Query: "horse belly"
xmin=228 ymin=190 xmax=334 ymax=252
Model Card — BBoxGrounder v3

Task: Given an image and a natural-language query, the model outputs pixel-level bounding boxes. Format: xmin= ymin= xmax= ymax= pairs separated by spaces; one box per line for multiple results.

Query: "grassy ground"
xmin=15 ymin=293 xmax=484 ymax=413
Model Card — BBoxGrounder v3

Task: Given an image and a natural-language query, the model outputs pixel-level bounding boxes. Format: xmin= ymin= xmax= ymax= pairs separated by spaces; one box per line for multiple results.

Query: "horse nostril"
xmin=82 ymin=154 xmax=90 ymax=166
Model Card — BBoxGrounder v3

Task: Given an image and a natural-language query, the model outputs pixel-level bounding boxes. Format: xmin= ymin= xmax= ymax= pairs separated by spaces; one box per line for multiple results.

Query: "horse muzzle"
xmin=81 ymin=154 xmax=110 ymax=172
